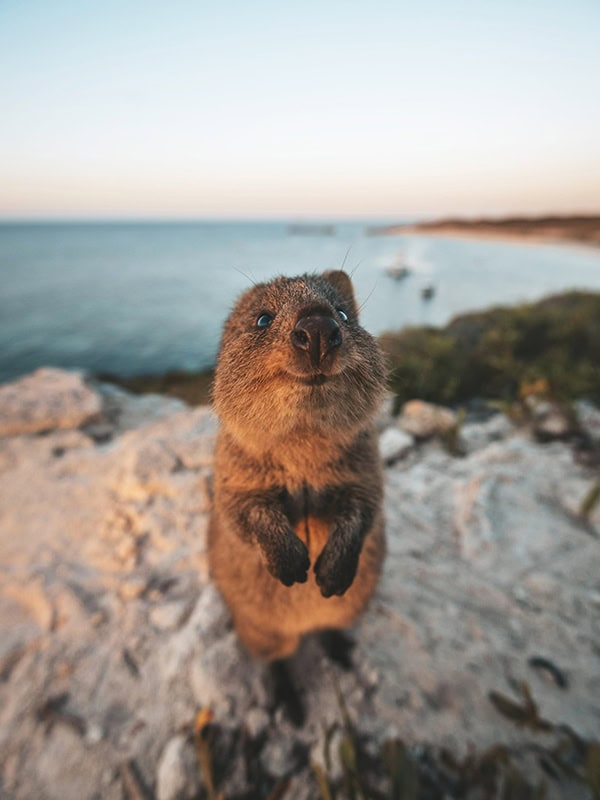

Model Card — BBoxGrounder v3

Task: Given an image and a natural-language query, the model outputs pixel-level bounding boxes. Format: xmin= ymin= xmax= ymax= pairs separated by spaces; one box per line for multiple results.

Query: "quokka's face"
xmin=213 ymin=271 xmax=387 ymax=438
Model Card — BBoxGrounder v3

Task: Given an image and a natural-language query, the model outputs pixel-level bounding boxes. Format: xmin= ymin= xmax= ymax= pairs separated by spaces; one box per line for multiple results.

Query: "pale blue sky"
xmin=1 ymin=0 xmax=599 ymax=218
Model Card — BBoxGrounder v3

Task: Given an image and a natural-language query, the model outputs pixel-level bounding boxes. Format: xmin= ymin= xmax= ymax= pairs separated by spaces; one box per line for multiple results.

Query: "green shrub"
xmin=380 ymin=291 xmax=600 ymax=408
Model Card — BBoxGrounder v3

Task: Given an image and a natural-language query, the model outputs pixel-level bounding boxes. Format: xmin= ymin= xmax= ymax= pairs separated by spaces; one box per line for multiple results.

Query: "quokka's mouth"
xmin=297 ymin=372 xmax=330 ymax=386
xmin=293 ymin=372 xmax=329 ymax=386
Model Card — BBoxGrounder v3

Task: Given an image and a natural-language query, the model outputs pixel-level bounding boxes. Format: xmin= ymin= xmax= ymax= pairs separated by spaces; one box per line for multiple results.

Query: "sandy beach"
xmin=369 ymin=215 xmax=600 ymax=247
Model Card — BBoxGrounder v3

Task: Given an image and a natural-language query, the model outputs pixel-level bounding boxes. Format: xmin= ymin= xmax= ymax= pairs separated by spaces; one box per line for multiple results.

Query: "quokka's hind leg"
xmin=269 ymin=660 xmax=305 ymax=727
xmin=319 ymin=629 xmax=355 ymax=671
xmin=233 ymin=614 xmax=300 ymax=662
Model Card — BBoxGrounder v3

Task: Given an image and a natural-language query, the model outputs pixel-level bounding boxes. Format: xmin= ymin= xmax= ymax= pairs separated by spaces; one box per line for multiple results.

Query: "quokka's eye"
xmin=337 ymin=308 xmax=349 ymax=322
xmin=256 ymin=312 xmax=274 ymax=328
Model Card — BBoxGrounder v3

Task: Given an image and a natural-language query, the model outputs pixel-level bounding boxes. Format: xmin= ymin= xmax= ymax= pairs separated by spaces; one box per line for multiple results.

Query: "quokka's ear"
xmin=322 ymin=270 xmax=359 ymax=317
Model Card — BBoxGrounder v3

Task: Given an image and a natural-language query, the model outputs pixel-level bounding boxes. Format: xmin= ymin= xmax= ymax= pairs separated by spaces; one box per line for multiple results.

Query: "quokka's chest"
xmin=280 ymin=484 xmax=348 ymax=558
xmin=280 ymin=484 xmax=348 ymax=523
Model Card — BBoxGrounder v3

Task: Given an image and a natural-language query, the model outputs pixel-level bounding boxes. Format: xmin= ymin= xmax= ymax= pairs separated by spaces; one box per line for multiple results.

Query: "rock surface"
xmin=397 ymin=399 xmax=457 ymax=439
xmin=0 ymin=367 xmax=102 ymax=436
xmin=459 ymin=413 xmax=515 ymax=454
xmin=378 ymin=427 xmax=414 ymax=464
xmin=0 ymin=369 xmax=599 ymax=799
xmin=525 ymin=396 xmax=576 ymax=441
xmin=156 ymin=734 xmax=201 ymax=800
xmin=575 ymin=398 xmax=600 ymax=446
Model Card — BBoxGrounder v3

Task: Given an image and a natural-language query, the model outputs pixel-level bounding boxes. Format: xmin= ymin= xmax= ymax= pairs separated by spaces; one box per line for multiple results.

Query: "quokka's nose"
xmin=291 ymin=315 xmax=341 ymax=367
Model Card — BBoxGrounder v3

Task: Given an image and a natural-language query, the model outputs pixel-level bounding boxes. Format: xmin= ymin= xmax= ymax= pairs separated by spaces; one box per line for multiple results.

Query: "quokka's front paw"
xmin=262 ymin=530 xmax=310 ymax=587
xmin=314 ymin=536 xmax=361 ymax=598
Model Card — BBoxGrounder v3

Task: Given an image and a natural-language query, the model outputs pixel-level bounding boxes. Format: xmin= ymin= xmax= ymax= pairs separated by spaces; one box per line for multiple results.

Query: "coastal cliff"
xmin=0 ymin=369 xmax=599 ymax=799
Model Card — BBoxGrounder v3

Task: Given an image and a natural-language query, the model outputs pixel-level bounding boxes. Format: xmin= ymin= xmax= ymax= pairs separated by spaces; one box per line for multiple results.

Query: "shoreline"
xmin=369 ymin=215 xmax=600 ymax=248
xmin=397 ymin=226 xmax=600 ymax=249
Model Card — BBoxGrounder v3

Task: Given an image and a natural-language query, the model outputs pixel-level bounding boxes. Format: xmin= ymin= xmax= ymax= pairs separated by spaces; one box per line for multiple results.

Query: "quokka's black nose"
xmin=291 ymin=315 xmax=341 ymax=367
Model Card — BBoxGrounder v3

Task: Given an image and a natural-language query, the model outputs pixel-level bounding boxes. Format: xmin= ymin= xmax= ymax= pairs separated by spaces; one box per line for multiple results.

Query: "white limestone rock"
xmin=1 ymin=368 xmax=598 ymax=799
xmin=459 ymin=413 xmax=514 ymax=453
xmin=156 ymin=735 xmax=200 ymax=800
xmin=574 ymin=399 xmax=600 ymax=446
xmin=0 ymin=368 xmax=102 ymax=436
xmin=378 ymin=427 xmax=414 ymax=463
xmin=397 ymin=399 xmax=457 ymax=439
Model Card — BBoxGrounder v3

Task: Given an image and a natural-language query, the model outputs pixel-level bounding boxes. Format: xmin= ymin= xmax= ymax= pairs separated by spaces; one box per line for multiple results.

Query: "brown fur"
xmin=208 ymin=271 xmax=386 ymax=660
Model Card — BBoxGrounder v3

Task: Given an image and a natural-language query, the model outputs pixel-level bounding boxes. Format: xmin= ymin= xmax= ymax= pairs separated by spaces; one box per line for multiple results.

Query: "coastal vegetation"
xmin=96 ymin=367 xmax=215 ymax=407
xmin=381 ymin=290 xmax=600 ymax=411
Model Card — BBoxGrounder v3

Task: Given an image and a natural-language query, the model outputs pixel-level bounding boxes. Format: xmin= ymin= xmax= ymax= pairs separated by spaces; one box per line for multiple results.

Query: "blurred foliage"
xmin=194 ymin=708 xmax=223 ymax=800
xmin=379 ymin=291 xmax=600 ymax=409
xmin=97 ymin=367 xmax=215 ymax=406
xmin=579 ymin=480 xmax=600 ymax=521
xmin=487 ymin=682 xmax=552 ymax=733
xmin=587 ymin=743 xmax=600 ymax=797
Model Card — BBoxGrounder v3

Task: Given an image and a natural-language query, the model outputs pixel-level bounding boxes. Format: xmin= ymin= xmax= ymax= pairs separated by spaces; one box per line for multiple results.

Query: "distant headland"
xmin=368 ymin=214 xmax=600 ymax=246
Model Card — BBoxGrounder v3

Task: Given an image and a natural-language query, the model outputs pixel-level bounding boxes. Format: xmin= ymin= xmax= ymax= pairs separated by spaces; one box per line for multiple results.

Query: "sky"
xmin=1 ymin=0 xmax=599 ymax=220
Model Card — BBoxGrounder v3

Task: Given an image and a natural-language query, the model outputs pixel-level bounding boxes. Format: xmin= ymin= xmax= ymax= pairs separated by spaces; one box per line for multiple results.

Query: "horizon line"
xmin=1 ymin=208 xmax=600 ymax=225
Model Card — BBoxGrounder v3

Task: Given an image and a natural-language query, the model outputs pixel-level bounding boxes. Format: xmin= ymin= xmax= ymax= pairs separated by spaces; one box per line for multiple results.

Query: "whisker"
xmin=340 ymin=246 xmax=352 ymax=272
xmin=358 ymin=280 xmax=378 ymax=314
xmin=233 ymin=266 xmax=257 ymax=287
xmin=349 ymin=258 xmax=364 ymax=279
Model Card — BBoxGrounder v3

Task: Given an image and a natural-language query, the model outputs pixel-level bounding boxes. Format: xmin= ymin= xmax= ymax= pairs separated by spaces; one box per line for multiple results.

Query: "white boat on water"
xmin=385 ymin=263 xmax=412 ymax=280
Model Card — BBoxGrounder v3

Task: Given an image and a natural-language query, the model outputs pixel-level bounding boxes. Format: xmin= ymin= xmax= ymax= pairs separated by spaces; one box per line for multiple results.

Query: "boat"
xmin=288 ymin=224 xmax=335 ymax=236
xmin=385 ymin=264 xmax=412 ymax=280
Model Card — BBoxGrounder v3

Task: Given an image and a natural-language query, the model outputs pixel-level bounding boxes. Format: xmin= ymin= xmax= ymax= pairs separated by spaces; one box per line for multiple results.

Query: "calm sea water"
xmin=1 ymin=220 xmax=600 ymax=383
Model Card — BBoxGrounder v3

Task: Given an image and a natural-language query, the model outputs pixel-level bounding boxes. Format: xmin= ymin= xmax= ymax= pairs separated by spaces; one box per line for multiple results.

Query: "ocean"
xmin=1 ymin=220 xmax=600 ymax=383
